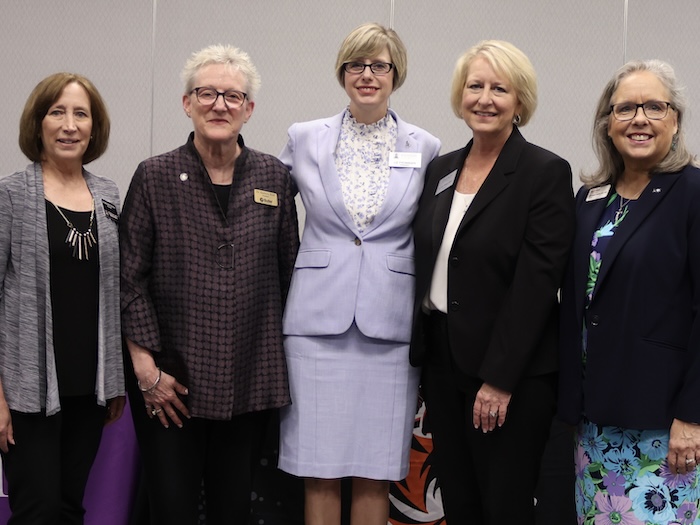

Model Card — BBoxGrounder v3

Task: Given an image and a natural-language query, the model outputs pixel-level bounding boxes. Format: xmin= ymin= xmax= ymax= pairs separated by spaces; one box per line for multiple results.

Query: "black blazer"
xmin=558 ymin=164 xmax=700 ymax=429
xmin=411 ymin=128 xmax=575 ymax=393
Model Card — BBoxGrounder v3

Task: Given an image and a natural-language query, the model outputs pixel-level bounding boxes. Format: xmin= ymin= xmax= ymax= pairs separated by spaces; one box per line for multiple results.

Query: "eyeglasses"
xmin=609 ymin=101 xmax=674 ymax=121
xmin=343 ymin=62 xmax=394 ymax=76
xmin=190 ymin=87 xmax=248 ymax=109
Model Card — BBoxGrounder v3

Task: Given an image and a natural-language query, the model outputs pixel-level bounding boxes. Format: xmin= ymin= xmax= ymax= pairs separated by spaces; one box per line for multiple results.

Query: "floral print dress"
xmin=576 ymin=192 xmax=700 ymax=525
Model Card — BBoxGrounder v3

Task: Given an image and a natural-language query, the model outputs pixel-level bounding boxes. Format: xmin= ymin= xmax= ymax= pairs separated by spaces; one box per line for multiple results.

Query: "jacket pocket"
xmin=386 ymin=254 xmax=415 ymax=275
xmin=294 ymin=249 xmax=331 ymax=269
xmin=641 ymin=337 xmax=687 ymax=352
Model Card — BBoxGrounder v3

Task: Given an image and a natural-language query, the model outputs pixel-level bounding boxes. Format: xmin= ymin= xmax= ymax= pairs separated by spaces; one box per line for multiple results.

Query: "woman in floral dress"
xmin=558 ymin=59 xmax=700 ymax=525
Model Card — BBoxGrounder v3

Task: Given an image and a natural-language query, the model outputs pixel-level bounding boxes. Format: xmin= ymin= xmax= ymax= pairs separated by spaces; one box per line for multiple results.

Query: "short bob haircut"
xmin=335 ymin=23 xmax=408 ymax=92
xmin=19 ymin=73 xmax=110 ymax=165
xmin=584 ymin=59 xmax=696 ymax=187
xmin=450 ymin=40 xmax=537 ymax=127
xmin=181 ymin=44 xmax=261 ymax=101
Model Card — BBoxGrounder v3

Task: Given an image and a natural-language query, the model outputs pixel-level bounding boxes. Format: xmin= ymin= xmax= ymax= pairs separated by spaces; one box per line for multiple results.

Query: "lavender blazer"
xmin=280 ymin=109 xmax=441 ymax=343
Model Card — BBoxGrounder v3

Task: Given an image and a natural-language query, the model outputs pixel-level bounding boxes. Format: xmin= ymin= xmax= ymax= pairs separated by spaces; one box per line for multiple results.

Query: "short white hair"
xmin=181 ymin=44 xmax=261 ymax=100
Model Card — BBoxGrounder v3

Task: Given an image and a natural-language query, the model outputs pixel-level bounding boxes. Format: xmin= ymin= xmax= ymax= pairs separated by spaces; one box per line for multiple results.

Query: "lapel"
xmin=431 ymin=150 xmax=467 ymax=262
xmin=363 ymin=110 xmax=418 ymax=236
xmin=572 ymin=184 xmax=611 ymax=321
xmin=456 ymin=127 xmax=526 ymax=236
xmin=317 ymin=112 xmax=359 ymax=235
xmin=590 ymin=171 xmax=682 ymax=299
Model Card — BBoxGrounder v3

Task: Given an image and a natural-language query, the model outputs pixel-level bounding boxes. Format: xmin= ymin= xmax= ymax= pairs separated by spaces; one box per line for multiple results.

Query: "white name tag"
xmin=586 ymin=184 xmax=611 ymax=202
xmin=389 ymin=152 xmax=422 ymax=168
xmin=435 ymin=170 xmax=457 ymax=195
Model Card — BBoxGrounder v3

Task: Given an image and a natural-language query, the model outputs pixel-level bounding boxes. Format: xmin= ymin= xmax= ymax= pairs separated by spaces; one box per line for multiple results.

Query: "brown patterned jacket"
xmin=120 ymin=134 xmax=299 ymax=419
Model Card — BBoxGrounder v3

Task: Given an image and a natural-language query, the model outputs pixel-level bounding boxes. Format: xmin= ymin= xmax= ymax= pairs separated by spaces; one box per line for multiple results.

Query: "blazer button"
xmin=450 ymin=256 xmax=459 ymax=267
xmin=354 ymin=237 xmax=362 ymax=246
xmin=590 ymin=315 xmax=600 ymax=326
xmin=449 ymin=301 xmax=460 ymax=311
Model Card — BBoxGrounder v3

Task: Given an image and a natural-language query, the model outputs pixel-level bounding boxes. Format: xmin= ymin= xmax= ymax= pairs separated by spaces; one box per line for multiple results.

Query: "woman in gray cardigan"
xmin=0 ymin=73 xmax=124 ymax=525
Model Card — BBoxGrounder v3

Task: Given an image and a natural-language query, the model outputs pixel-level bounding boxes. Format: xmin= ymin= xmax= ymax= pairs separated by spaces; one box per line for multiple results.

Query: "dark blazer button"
xmin=590 ymin=314 xmax=600 ymax=326
xmin=354 ymin=237 xmax=361 ymax=246
xmin=449 ymin=301 xmax=460 ymax=311
xmin=450 ymin=256 xmax=459 ymax=267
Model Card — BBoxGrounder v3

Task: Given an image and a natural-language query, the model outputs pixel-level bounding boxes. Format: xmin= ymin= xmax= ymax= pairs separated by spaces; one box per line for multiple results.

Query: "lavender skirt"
xmin=278 ymin=324 xmax=420 ymax=480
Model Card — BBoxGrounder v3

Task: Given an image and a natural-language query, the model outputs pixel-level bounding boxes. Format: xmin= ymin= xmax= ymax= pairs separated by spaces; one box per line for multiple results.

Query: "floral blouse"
xmin=583 ymin=192 xmax=635 ymax=366
xmin=335 ymin=109 xmax=398 ymax=232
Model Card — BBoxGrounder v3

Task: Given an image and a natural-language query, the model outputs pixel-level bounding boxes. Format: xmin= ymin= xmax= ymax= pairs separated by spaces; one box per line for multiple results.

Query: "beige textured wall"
xmin=2 ymin=0 xmax=699 ymax=197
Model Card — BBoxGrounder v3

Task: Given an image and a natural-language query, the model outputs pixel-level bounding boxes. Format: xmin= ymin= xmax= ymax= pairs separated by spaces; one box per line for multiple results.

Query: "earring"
xmin=512 ymin=114 xmax=521 ymax=125
xmin=671 ymin=134 xmax=678 ymax=151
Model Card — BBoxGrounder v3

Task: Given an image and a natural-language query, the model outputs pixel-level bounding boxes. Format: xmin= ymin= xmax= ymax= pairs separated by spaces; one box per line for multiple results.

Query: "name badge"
xmin=435 ymin=170 xmax=457 ymax=195
xmin=102 ymin=200 xmax=119 ymax=223
xmin=389 ymin=152 xmax=422 ymax=168
xmin=254 ymin=189 xmax=279 ymax=207
xmin=585 ymin=184 xmax=611 ymax=202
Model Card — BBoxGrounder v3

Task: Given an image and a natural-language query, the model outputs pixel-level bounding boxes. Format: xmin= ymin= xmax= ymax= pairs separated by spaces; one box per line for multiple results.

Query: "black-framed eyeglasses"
xmin=190 ymin=87 xmax=248 ymax=109
xmin=343 ymin=62 xmax=394 ymax=76
xmin=609 ymin=100 xmax=674 ymax=121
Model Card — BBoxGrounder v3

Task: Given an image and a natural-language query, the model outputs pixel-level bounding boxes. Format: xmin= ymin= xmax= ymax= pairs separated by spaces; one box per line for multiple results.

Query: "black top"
xmin=213 ymin=183 xmax=232 ymax=217
xmin=46 ymin=201 xmax=99 ymax=397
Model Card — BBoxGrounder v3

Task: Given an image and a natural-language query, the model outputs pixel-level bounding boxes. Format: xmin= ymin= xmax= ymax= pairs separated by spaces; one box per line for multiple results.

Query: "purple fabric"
xmin=0 ymin=400 xmax=140 ymax=524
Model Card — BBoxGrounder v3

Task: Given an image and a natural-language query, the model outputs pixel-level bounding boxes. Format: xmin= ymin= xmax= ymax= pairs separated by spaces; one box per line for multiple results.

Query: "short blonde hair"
xmin=19 ymin=72 xmax=110 ymax=164
xmin=335 ymin=23 xmax=407 ymax=92
xmin=450 ymin=40 xmax=537 ymax=126
xmin=181 ymin=44 xmax=261 ymax=101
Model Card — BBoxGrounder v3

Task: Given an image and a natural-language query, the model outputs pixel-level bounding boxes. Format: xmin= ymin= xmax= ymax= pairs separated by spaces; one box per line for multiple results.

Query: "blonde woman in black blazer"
xmin=410 ymin=41 xmax=574 ymax=525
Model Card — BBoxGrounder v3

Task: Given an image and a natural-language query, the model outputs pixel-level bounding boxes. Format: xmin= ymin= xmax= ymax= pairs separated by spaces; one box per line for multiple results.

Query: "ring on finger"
xmin=686 ymin=458 xmax=696 ymax=465
xmin=150 ymin=407 xmax=162 ymax=416
xmin=488 ymin=411 xmax=498 ymax=418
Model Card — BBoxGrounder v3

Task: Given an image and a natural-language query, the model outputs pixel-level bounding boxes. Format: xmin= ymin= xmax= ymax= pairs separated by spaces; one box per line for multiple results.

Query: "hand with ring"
xmin=140 ymin=369 xmax=190 ymax=428
xmin=128 ymin=339 xmax=190 ymax=429
xmin=668 ymin=418 xmax=700 ymax=475
xmin=473 ymin=382 xmax=512 ymax=433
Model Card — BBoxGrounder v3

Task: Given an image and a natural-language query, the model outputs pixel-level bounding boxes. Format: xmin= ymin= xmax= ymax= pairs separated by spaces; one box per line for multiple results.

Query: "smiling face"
xmin=40 ymin=82 xmax=93 ymax=168
xmin=460 ymin=56 xmax=521 ymax=144
xmin=343 ymin=47 xmax=393 ymax=124
xmin=183 ymin=63 xmax=254 ymax=149
xmin=608 ymin=71 xmax=678 ymax=174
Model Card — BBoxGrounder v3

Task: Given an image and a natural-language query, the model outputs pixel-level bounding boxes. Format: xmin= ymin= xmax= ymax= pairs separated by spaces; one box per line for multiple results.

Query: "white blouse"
xmin=424 ymin=190 xmax=476 ymax=313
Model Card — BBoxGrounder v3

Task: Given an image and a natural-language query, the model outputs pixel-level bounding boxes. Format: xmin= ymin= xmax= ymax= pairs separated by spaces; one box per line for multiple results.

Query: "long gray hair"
xmin=583 ymin=59 xmax=696 ymax=187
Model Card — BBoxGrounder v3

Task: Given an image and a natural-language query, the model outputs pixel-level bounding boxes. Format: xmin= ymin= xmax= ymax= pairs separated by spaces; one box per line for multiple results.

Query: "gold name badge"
xmin=254 ymin=189 xmax=279 ymax=207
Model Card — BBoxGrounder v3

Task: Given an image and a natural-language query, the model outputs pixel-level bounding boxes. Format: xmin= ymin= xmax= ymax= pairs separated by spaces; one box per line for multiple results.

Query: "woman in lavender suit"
xmin=278 ymin=22 xmax=441 ymax=525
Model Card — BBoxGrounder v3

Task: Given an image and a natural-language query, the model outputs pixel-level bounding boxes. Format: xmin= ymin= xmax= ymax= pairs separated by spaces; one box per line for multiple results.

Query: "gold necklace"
xmin=51 ymin=200 xmax=96 ymax=260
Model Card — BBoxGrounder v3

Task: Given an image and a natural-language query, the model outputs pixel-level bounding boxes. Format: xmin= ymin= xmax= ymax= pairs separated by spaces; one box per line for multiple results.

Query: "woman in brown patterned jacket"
xmin=120 ymin=44 xmax=299 ymax=525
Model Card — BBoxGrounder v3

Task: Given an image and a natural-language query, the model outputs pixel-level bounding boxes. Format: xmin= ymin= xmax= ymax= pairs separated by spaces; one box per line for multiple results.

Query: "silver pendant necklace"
xmin=614 ymin=195 xmax=631 ymax=223
xmin=51 ymin=200 xmax=96 ymax=260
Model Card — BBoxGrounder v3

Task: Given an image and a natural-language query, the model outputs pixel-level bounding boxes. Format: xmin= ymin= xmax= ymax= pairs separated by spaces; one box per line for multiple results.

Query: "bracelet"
xmin=138 ymin=368 xmax=161 ymax=394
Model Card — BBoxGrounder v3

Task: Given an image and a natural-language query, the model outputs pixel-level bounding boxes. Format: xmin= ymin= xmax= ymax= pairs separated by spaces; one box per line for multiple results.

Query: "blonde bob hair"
xmin=450 ymin=40 xmax=537 ymax=126
xmin=181 ymin=44 xmax=261 ymax=101
xmin=583 ymin=59 xmax=696 ymax=187
xmin=19 ymin=72 xmax=110 ymax=164
xmin=335 ymin=23 xmax=407 ymax=92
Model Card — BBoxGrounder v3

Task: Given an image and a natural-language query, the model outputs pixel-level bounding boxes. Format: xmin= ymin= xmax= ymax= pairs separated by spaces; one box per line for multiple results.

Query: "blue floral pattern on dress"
xmin=576 ymin=192 xmax=700 ymax=524
xmin=335 ymin=109 xmax=397 ymax=232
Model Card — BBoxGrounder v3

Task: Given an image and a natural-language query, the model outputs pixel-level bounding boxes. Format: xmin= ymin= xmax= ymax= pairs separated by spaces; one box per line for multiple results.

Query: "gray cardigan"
xmin=0 ymin=163 xmax=124 ymax=415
